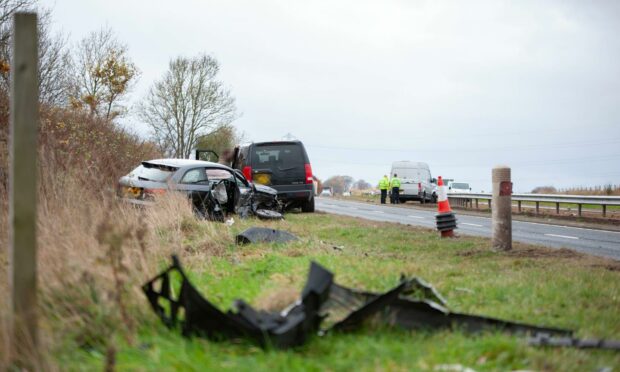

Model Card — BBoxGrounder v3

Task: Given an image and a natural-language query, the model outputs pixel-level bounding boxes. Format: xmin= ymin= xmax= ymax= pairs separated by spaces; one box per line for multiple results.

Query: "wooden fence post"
xmin=9 ymin=12 xmax=39 ymax=363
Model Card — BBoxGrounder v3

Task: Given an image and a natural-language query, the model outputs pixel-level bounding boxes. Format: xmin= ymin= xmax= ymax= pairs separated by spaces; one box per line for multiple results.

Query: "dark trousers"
xmin=380 ymin=189 xmax=387 ymax=204
xmin=392 ymin=187 xmax=400 ymax=204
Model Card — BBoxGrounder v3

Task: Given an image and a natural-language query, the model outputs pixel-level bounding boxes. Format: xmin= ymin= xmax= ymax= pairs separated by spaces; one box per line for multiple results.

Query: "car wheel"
xmin=301 ymin=197 xmax=315 ymax=213
xmin=432 ymin=193 xmax=438 ymax=203
xmin=255 ymin=209 xmax=283 ymax=220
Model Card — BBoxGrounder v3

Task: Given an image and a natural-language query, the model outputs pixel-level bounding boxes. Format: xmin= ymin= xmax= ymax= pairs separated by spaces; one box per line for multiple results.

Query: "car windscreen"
xmin=130 ymin=163 xmax=177 ymax=182
xmin=253 ymin=144 xmax=305 ymax=169
xmin=451 ymin=183 xmax=469 ymax=189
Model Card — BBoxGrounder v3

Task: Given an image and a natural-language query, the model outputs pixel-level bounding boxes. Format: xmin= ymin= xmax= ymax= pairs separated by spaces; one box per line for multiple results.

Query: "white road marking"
xmin=408 ymin=215 xmax=424 ymax=219
xmin=522 ymin=220 xmax=620 ymax=234
xmin=544 ymin=233 xmax=579 ymax=240
xmin=374 ymin=211 xmax=385 ymax=214
xmin=462 ymin=223 xmax=483 ymax=227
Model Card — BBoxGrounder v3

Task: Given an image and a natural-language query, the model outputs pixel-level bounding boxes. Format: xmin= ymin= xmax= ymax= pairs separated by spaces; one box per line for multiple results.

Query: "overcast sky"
xmin=40 ymin=0 xmax=620 ymax=192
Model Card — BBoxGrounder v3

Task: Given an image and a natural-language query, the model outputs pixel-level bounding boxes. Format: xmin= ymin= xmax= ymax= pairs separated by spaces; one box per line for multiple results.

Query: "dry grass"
xmin=0 ymin=91 xmax=231 ymax=368
xmin=0 ymin=170 xmax=234 ymax=369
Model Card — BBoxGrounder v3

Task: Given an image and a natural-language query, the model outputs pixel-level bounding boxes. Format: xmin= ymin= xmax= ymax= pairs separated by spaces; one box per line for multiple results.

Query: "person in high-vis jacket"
xmin=378 ymin=175 xmax=389 ymax=204
xmin=390 ymin=173 xmax=401 ymax=204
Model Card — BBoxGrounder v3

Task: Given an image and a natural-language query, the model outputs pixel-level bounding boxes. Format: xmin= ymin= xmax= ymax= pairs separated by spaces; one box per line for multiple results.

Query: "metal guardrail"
xmin=447 ymin=193 xmax=620 ymax=217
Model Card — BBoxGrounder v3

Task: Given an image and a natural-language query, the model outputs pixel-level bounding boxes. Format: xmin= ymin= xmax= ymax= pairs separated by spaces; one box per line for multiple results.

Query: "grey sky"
xmin=41 ymin=0 xmax=620 ymax=192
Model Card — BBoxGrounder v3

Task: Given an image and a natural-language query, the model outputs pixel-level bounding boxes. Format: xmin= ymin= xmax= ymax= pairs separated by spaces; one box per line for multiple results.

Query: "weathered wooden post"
xmin=9 ymin=12 xmax=39 ymax=362
xmin=492 ymin=166 xmax=512 ymax=251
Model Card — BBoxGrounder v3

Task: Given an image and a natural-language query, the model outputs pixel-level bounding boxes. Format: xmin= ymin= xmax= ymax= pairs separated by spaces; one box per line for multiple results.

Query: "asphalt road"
xmin=316 ymin=198 xmax=620 ymax=260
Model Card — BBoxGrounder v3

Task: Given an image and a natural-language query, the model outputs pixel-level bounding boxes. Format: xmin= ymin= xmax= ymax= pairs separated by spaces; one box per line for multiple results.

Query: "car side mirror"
xmin=431 ymin=178 xmax=437 ymax=184
xmin=469 ymin=187 xmax=472 ymax=191
xmin=448 ymin=186 xmax=451 ymax=190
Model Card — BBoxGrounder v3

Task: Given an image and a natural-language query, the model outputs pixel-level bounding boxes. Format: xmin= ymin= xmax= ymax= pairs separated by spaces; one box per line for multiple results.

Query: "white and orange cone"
xmin=435 ymin=176 xmax=457 ymax=238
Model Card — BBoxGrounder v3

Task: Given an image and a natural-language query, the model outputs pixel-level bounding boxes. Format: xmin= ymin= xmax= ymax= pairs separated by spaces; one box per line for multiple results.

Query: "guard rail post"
xmin=492 ymin=166 xmax=512 ymax=251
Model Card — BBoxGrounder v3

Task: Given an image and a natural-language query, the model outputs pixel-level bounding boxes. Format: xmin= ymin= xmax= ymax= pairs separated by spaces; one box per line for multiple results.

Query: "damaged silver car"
xmin=118 ymin=159 xmax=282 ymax=221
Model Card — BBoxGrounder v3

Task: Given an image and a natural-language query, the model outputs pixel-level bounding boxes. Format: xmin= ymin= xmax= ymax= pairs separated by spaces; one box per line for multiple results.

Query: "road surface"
xmin=316 ymin=198 xmax=620 ymax=260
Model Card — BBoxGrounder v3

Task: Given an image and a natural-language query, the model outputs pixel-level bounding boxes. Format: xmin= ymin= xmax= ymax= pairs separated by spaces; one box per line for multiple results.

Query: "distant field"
xmin=54 ymin=212 xmax=620 ymax=371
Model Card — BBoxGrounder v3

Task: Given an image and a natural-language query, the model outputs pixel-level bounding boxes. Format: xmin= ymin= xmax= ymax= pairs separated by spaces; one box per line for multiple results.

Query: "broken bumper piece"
xmin=142 ymin=256 xmax=332 ymax=348
xmin=143 ymin=257 xmax=619 ymax=350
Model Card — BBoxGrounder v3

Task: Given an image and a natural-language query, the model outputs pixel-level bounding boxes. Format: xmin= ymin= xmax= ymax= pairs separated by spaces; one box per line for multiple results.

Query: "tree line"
xmin=0 ymin=0 xmax=239 ymax=158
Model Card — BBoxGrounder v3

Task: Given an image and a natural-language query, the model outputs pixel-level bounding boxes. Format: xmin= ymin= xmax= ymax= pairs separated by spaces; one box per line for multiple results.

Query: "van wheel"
xmin=420 ymin=192 xmax=426 ymax=204
xmin=431 ymin=193 xmax=438 ymax=203
xmin=302 ymin=197 xmax=315 ymax=213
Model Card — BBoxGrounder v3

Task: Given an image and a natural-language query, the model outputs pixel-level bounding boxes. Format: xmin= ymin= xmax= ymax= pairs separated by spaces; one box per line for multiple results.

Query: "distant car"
xmin=230 ymin=140 xmax=315 ymax=212
xmin=390 ymin=161 xmax=437 ymax=203
xmin=118 ymin=159 xmax=281 ymax=220
xmin=448 ymin=182 xmax=472 ymax=194
xmin=320 ymin=189 xmax=333 ymax=197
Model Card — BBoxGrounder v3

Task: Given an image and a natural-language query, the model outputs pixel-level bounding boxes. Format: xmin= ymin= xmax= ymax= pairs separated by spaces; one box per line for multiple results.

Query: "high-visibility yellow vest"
xmin=378 ymin=177 xmax=389 ymax=190
xmin=390 ymin=177 xmax=401 ymax=188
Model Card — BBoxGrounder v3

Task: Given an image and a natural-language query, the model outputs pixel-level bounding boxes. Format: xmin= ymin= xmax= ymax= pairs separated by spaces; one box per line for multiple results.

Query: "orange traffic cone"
xmin=435 ymin=176 xmax=457 ymax=238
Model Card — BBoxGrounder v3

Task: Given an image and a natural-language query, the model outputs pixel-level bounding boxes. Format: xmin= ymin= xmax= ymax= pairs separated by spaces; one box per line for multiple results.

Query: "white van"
xmin=390 ymin=161 xmax=437 ymax=203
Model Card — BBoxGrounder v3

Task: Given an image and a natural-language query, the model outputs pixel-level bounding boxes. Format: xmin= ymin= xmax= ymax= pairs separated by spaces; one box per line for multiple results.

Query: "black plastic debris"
xmin=143 ymin=257 xmax=619 ymax=350
xmin=142 ymin=255 xmax=332 ymax=348
xmin=323 ymin=281 xmax=572 ymax=338
xmin=528 ymin=334 xmax=620 ymax=350
xmin=255 ymin=209 xmax=283 ymax=220
xmin=236 ymin=227 xmax=298 ymax=245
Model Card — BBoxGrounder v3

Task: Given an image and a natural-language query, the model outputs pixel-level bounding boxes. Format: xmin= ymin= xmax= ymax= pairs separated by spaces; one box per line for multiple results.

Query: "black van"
xmin=231 ymin=141 xmax=315 ymax=212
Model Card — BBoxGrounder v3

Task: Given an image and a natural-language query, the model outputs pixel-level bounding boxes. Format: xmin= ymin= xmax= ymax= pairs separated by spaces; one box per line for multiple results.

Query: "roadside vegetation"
xmin=9 ymin=207 xmax=618 ymax=371
xmin=532 ymin=185 xmax=620 ymax=196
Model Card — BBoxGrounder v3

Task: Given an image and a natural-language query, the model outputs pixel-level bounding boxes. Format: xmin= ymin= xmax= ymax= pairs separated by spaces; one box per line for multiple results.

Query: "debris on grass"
xmin=235 ymin=227 xmax=298 ymax=245
xmin=143 ymin=256 xmax=620 ymax=350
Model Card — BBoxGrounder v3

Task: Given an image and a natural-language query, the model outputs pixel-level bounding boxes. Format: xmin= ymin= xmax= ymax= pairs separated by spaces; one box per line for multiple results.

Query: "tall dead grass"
xmin=1 ymin=165 xmax=232 ymax=369
xmin=0 ymin=94 xmax=232 ymax=369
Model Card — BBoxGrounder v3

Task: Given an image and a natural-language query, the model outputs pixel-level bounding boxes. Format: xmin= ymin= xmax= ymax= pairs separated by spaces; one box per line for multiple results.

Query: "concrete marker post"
xmin=9 ymin=12 xmax=39 ymax=363
xmin=492 ymin=166 xmax=512 ymax=251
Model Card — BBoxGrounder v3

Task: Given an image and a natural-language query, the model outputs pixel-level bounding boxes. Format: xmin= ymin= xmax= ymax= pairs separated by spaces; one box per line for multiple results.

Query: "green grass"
xmin=56 ymin=213 xmax=620 ymax=371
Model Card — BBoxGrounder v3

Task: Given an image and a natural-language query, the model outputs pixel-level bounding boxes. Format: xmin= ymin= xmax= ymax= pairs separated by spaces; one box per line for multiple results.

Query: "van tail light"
xmin=242 ymin=166 xmax=252 ymax=181
xmin=305 ymin=163 xmax=313 ymax=184
xmin=418 ymin=183 xmax=422 ymax=192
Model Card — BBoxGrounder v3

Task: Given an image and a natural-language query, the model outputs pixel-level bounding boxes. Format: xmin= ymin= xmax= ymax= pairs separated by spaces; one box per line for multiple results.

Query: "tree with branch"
xmin=140 ymin=54 xmax=237 ymax=158
xmin=1 ymin=1 xmax=72 ymax=106
xmin=70 ymin=27 xmax=138 ymax=120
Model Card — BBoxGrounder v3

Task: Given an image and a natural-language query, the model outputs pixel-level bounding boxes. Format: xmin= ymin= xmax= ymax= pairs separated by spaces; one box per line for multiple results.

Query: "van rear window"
xmin=253 ymin=144 xmax=305 ymax=169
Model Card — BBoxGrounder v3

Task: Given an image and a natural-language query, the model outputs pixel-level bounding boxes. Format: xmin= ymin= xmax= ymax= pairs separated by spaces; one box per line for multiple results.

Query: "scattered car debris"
xmin=143 ymin=256 xmax=620 ymax=350
xmin=254 ymin=209 xmax=283 ymax=220
xmin=143 ymin=256 xmax=332 ymax=348
xmin=528 ymin=334 xmax=620 ymax=350
xmin=235 ymin=227 xmax=299 ymax=245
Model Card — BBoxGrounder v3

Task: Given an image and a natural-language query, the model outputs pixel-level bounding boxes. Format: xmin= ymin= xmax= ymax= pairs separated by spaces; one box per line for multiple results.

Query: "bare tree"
xmin=352 ymin=179 xmax=372 ymax=190
xmin=323 ymin=175 xmax=355 ymax=195
xmin=194 ymin=123 xmax=244 ymax=161
xmin=0 ymin=1 xmax=72 ymax=106
xmin=140 ymin=54 xmax=237 ymax=158
xmin=70 ymin=27 xmax=138 ymax=120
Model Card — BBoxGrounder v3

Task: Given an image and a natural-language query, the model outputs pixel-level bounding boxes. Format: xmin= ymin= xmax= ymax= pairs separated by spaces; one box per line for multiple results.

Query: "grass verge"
xmin=54 ymin=212 xmax=620 ymax=371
